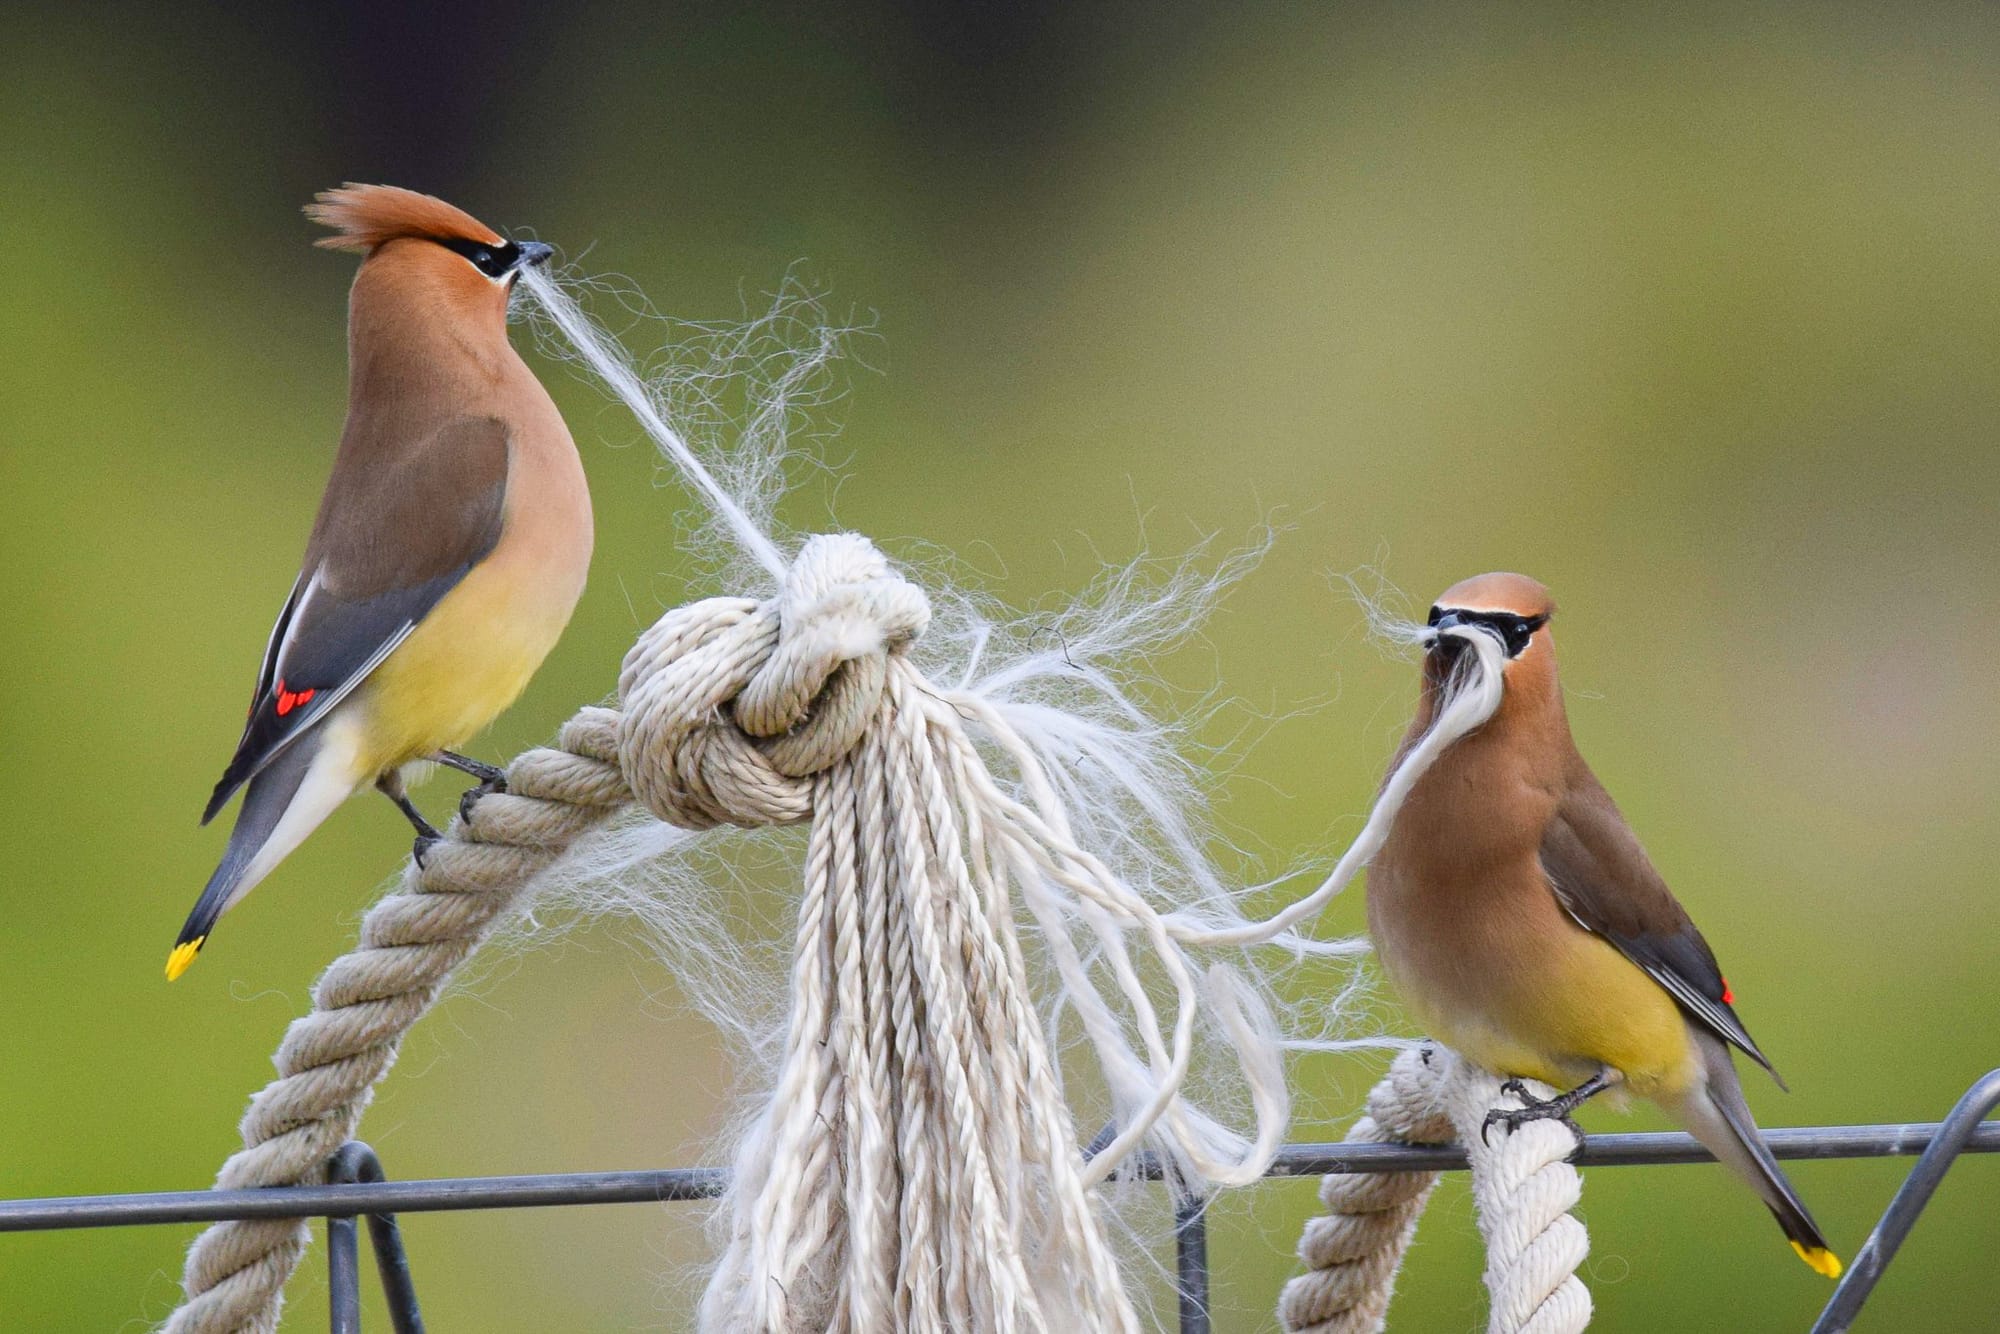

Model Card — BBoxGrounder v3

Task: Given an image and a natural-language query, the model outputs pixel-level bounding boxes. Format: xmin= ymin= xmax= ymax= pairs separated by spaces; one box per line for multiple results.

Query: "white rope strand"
xmin=1168 ymin=625 xmax=1506 ymax=950
xmin=614 ymin=535 xmax=1139 ymax=1332
xmin=518 ymin=267 xmax=788 ymax=580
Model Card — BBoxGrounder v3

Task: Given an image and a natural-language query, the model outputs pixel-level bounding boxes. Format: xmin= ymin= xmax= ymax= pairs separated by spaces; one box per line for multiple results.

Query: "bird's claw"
xmin=412 ymin=831 xmax=441 ymax=868
xmin=458 ymin=775 xmax=508 ymax=825
xmin=436 ymin=750 xmax=507 ymax=785
xmin=1480 ymin=1080 xmax=1586 ymax=1146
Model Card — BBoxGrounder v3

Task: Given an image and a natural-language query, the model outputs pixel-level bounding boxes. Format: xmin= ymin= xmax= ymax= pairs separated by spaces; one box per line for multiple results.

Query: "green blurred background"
xmin=3 ymin=1 xmax=1996 ymax=1328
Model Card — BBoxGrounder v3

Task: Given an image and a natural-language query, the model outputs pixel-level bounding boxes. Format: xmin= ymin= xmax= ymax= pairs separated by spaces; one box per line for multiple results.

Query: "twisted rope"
xmin=1455 ymin=1068 xmax=1592 ymax=1334
xmin=1278 ymin=1046 xmax=1456 ymax=1334
xmin=1280 ymin=1046 xmax=1592 ymax=1334
xmin=164 ymin=712 xmax=632 ymax=1333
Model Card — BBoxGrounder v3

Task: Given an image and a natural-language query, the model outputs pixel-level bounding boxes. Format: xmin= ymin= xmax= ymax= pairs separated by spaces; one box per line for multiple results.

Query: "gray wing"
xmin=203 ymin=415 xmax=509 ymax=822
xmin=1539 ymin=772 xmax=1782 ymax=1085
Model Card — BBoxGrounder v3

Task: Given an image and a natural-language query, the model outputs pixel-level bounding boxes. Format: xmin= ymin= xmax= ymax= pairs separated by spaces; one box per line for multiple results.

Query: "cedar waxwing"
xmin=1366 ymin=573 xmax=1840 ymax=1278
xmin=167 ymin=185 xmax=593 ymax=981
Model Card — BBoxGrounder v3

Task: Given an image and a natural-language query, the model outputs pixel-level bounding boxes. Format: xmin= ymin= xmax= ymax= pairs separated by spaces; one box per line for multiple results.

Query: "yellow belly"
xmin=347 ymin=551 xmax=581 ymax=775
xmin=1373 ymin=879 xmax=1701 ymax=1099
xmin=1414 ymin=931 xmax=1698 ymax=1097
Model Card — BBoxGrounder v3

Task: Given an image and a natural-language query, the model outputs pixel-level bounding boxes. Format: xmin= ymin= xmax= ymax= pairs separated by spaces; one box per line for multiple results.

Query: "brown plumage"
xmin=1366 ymin=572 xmax=1840 ymax=1277
xmin=170 ymin=185 xmax=590 ymax=981
xmin=305 ymin=182 xmax=504 ymax=252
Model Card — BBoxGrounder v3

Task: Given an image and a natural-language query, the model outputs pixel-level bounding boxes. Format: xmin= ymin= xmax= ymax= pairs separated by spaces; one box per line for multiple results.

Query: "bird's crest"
xmin=306 ymin=183 xmax=504 ymax=253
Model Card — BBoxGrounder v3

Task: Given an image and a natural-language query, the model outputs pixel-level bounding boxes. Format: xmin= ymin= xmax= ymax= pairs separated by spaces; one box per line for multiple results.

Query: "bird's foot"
xmin=458 ymin=774 xmax=508 ymax=825
xmin=435 ymin=750 xmax=507 ymax=785
xmin=432 ymin=751 xmax=508 ymax=824
xmin=412 ymin=830 xmax=442 ymax=868
xmin=1481 ymin=1078 xmax=1588 ymax=1146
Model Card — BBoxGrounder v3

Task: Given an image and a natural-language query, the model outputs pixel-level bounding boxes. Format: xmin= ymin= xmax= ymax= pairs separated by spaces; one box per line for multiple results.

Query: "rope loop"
xmin=616 ymin=533 xmax=931 ymax=829
xmin=1281 ymin=1046 xmax=1592 ymax=1334
xmin=1279 ymin=1046 xmax=1454 ymax=1334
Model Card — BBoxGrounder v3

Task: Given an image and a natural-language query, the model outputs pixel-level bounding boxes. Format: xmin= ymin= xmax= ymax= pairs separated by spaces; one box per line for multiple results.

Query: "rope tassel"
xmin=616 ymin=534 xmax=1138 ymax=1330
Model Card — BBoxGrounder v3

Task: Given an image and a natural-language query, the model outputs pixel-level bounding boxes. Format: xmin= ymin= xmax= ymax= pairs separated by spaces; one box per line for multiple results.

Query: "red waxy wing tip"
xmin=273 ymin=679 xmax=316 ymax=717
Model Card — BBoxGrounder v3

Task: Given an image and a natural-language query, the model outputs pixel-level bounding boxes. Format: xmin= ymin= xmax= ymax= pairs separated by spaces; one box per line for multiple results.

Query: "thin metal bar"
xmin=1810 ymin=1068 xmax=2000 ymax=1334
xmin=1261 ymin=1117 xmax=2000 ymax=1178
xmin=0 ymin=1120 xmax=1989 ymax=1233
xmin=327 ymin=1211 xmax=361 ymax=1334
xmin=5 ymin=1119 xmax=1992 ymax=1234
xmin=366 ymin=1211 xmax=425 ymax=1334
xmin=0 ymin=1077 xmax=1992 ymax=1334
xmin=325 ymin=1145 xmax=369 ymax=1334
xmin=1174 ymin=1195 xmax=1211 ymax=1334
xmin=0 ymin=1167 xmax=730 ymax=1233
xmin=325 ymin=1144 xmax=426 ymax=1334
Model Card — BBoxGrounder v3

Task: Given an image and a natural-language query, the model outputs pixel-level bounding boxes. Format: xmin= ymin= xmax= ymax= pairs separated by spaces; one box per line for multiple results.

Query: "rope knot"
xmin=616 ymin=533 xmax=929 ymax=829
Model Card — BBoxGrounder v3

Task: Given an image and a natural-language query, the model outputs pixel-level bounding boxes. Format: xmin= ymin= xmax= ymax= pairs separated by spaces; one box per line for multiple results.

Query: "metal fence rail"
xmin=4 ymin=1068 xmax=1994 ymax=1333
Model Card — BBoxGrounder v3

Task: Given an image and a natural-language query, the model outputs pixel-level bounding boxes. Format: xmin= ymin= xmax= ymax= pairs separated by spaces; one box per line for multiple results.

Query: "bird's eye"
xmin=467 ymin=245 xmax=516 ymax=277
xmin=434 ymin=236 xmax=520 ymax=279
xmin=1497 ymin=615 xmax=1545 ymax=657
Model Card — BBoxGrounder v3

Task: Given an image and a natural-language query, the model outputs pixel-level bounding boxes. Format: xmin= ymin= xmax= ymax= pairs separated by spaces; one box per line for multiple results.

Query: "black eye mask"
xmin=433 ymin=236 xmax=524 ymax=279
xmin=1428 ymin=605 xmax=1550 ymax=657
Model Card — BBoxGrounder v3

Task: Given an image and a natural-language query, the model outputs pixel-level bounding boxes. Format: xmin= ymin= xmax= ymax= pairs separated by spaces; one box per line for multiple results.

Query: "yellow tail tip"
xmin=1792 ymin=1241 xmax=1843 ymax=1279
xmin=165 ymin=938 xmax=205 ymax=982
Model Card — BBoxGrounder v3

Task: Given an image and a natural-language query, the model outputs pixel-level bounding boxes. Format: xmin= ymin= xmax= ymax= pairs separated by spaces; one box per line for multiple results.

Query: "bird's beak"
xmin=1424 ymin=610 xmax=1467 ymax=656
xmin=514 ymin=241 xmax=555 ymax=271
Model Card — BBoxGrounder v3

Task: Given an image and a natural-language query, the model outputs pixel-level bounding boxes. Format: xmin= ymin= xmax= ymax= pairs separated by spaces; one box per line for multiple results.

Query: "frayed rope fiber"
xmin=1279 ymin=1045 xmax=1591 ymax=1334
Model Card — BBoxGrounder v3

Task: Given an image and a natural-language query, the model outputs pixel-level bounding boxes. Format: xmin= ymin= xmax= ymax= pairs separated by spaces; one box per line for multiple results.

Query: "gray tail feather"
xmin=1690 ymin=1031 xmax=1833 ymax=1258
xmin=175 ymin=729 xmax=322 ymax=951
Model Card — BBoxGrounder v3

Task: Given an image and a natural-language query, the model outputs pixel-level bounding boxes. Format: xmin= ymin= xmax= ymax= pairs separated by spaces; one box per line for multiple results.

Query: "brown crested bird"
xmin=168 ymin=184 xmax=593 ymax=980
xmin=1366 ymin=572 xmax=1839 ymax=1278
